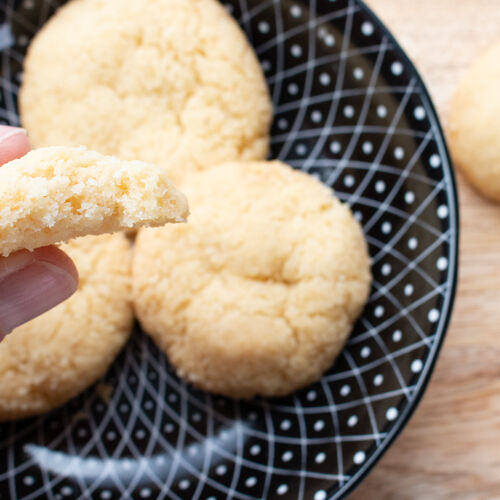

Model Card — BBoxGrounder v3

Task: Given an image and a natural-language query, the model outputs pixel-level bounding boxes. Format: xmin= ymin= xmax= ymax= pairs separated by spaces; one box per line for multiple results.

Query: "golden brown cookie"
xmin=0 ymin=146 xmax=188 ymax=257
xmin=0 ymin=233 xmax=133 ymax=420
xmin=19 ymin=0 xmax=272 ymax=183
xmin=448 ymin=41 xmax=500 ymax=201
xmin=133 ymin=161 xmax=371 ymax=398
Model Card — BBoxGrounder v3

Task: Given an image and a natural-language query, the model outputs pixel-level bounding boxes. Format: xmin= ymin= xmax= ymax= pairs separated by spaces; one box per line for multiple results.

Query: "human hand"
xmin=0 ymin=126 xmax=78 ymax=341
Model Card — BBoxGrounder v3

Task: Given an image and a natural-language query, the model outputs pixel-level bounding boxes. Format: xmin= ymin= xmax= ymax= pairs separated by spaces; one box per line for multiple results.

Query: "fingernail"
xmin=0 ymin=260 xmax=78 ymax=337
xmin=0 ymin=249 xmax=36 ymax=280
xmin=0 ymin=126 xmax=30 ymax=165
xmin=0 ymin=125 xmax=27 ymax=141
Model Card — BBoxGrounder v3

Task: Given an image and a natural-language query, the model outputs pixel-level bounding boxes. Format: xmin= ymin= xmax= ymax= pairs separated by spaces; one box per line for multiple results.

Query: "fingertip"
xmin=32 ymin=246 xmax=79 ymax=287
xmin=0 ymin=246 xmax=78 ymax=338
xmin=0 ymin=126 xmax=30 ymax=165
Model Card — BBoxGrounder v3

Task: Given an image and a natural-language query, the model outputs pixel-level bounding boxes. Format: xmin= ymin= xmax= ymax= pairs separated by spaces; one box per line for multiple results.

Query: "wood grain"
xmin=350 ymin=1 xmax=500 ymax=499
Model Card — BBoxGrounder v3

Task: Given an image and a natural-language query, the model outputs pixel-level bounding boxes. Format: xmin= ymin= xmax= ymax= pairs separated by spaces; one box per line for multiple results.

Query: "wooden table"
xmin=350 ymin=1 xmax=500 ymax=498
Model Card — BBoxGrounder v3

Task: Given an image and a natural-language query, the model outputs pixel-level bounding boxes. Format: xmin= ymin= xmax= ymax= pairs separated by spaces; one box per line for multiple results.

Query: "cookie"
xmin=19 ymin=0 xmax=272 ymax=183
xmin=448 ymin=41 xmax=500 ymax=201
xmin=133 ymin=162 xmax=371 ymax=398
xmin=0 ymin=146 xmax=188 ymax=257
xmin=0 ymin=233 xmax=133 ymax=420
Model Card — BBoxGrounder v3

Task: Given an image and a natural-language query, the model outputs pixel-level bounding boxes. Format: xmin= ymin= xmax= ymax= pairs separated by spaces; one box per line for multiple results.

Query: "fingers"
xmin=0 ymin=126 xmax=30 ymax=165
xmin=0 ymin=126 xmax=80 ymax=340
xmin=0 ymin=246 xmax=79 ymax=340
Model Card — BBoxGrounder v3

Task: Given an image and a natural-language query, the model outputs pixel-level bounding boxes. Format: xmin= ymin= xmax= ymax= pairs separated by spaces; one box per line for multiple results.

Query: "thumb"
xmin=0 ymin=246 xmax=78 ymax=340
xmin=0 ymin=126 xmax=30 ymax=165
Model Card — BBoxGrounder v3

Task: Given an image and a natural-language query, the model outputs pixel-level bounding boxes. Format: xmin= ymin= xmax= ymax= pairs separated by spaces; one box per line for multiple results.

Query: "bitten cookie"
xmin=0 ymin=233 xmax=133 ymax=420
xmin=448 ymin=41 xmax=500 ymax=201
xmin=0 ymin=146 xmax=188 ymax=257
xmin=133 ymin=162 xmax=371 ymax=398
xmin=19 ymin=0 xmax=272 ymax=183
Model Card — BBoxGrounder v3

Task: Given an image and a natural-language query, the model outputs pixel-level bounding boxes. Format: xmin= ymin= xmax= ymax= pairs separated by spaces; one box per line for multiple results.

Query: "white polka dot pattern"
xmin=0 ymin=0 xmax=458 ymax=499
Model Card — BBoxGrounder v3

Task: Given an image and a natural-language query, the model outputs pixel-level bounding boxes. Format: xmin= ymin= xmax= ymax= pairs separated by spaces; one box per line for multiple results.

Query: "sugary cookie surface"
xmin=0 ymin=233 xmax=133 ymax=420
xmin=20 ymin=0 xmax=272 ymax=183
xmin=133 ymin=161 xmax=372 ymax=398
xmin=0 ymin=146 xmax=188 ymax=257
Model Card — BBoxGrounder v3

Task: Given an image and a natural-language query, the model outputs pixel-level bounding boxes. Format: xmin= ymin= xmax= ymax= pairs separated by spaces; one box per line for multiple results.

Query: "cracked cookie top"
xmin=133 ymin=161 xmax=371 ymax=398
xmin=19 ymin=0 xmax=272 ymax=183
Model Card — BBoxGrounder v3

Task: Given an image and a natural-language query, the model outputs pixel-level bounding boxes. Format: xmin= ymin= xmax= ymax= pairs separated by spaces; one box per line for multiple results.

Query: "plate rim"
xmin=0 ymin=0 xmax=460 ymax=498
xmin=333 ymin=0 xmax=460 ymax=498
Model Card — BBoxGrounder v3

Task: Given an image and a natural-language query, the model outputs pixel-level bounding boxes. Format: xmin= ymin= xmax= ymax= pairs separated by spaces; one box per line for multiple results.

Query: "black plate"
xmin=0 ymin=0 xmax=458 ymax=498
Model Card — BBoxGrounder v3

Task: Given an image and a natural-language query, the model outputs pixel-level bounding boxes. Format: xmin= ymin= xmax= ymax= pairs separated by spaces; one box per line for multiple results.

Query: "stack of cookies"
xmin=0 ymin=0 xmax=371 ymax=420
